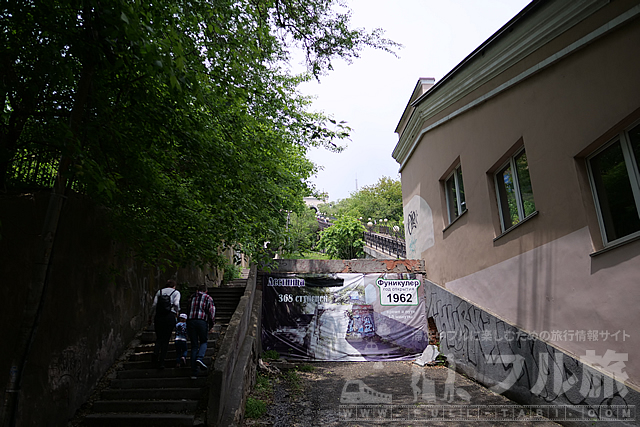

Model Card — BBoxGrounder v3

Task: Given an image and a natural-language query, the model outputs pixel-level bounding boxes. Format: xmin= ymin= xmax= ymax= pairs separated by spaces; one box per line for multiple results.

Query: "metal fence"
xmin=363 ymin=231 xmax=406 ymax=259
xmin=4 ymin=147 xmax=88 ymax=193
xmin=316 ymin=218 xmax=406 ymax=259
xmin=317 ymin=218 xmax=332 ymax=231
xmin=367 ymin=224 xmax=405 ymax=240
xmin=5 ymin=147 xmax=61 ymax=189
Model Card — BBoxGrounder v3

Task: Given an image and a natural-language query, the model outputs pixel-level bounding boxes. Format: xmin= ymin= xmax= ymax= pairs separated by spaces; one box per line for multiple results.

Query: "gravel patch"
xmin=243 ymin=361 xmax=562 ymax=427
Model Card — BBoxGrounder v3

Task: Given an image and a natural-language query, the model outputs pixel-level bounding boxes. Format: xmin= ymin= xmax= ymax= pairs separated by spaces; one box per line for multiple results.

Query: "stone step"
xmin=135 ymin=339 xmax=217 ymax=353
xmin=142 ymin=324 xmax=221 ymax=334
xmin=129 ymin=347 xmax=215 ymax=362
xmin=73 ymin=322 xmax=228 ymax=426
xmin=100 ymin=387 xmax=203 ymax=400
xmin=82 ymin=413 xmax=194 ymax=427
xmin=109 ymin=376 xmax=207 ymax=389
xmin=140 ymin=331 xmax=219 ymax=343
xmin=116 ymin=367 xmax=207 ymax=379
xmin=211 ymin=298 xmax=244 ymax=306
xmin=216 ymin=306 xmax=241 ymax=314
xmin=91 ymin=399 xmax=199 ymax=413
xmin=210 ymin=291 xmax=244 ymax=299
xmin=121 ymin=357 xmax=212 ymax=371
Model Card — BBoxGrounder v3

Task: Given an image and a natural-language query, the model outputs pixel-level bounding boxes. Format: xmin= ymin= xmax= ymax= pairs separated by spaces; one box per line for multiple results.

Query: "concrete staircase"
xmin=210 ymin=283 xmax=246 ymax=325
xmin=76 ymin=282 xmax=247 ymax=426
xmin=80 ymin=328 xmax=219 ymax=426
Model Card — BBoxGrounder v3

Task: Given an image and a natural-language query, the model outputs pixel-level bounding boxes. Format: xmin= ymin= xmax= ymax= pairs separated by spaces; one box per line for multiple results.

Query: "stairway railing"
xmin=363 ymin=231 xmax=406 ymax=258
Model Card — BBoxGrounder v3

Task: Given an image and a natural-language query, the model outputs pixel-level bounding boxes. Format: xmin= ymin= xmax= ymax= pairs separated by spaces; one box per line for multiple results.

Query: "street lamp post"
xmin=393 ymin=225 xmax=400 ymax=258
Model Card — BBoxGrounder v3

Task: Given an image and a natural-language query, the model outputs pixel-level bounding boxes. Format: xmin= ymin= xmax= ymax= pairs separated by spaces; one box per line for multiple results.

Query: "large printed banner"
xmin=262 ymin=273 xmax=429 ymax=361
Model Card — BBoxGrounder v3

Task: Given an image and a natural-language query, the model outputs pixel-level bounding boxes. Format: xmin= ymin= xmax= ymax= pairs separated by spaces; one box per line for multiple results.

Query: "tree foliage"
xmin=282 ymin=208 xmax=319 ymax=256
xmin=316 ymin=216 xmax=365 ymax=259
xmin=319 ymin=176 xmax=403 ymax=225
xmin=0 ymin=0 xmax=399 ymax=267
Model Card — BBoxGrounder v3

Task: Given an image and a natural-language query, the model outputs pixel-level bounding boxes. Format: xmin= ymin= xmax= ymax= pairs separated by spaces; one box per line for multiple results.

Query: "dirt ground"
xmin=242 ymin=360 xmax=562 ymax=427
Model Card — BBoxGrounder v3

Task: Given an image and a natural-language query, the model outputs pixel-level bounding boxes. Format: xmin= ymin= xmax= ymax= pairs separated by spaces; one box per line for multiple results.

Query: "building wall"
xmin=398 ymin=3 xmax=640 ymax=388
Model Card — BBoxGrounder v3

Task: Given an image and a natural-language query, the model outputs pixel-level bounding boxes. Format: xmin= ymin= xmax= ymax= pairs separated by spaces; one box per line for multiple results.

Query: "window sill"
xmin=590 ymin=232 xmax=640 ymax=257
xmin=443 ymin=209 xmax=468 ymax=233
xmin=493 ymin=211 xmax=539 ymax=242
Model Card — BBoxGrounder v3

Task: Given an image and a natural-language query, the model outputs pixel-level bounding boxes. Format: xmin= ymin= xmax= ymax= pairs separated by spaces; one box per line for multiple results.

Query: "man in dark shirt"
xmin=149 ymin=279 xmax=180 ymax=369
xmin=187 ymin=284 xmax=215 ymax=378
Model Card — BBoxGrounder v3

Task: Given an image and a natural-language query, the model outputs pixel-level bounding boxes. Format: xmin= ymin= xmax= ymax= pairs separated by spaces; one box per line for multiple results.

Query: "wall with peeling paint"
xmin=0 ymin=192 xmax=209 ymax=426
xmin=270 ymin=259 xmax=426 ymax=275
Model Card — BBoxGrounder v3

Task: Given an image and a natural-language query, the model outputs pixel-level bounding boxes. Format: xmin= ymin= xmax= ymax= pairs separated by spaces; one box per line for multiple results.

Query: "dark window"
xmin=445 ymin=165 xmax=466 ymax=223
xmin=588 ymin=123 xmax=640 ymax=244
xmin=495 ymin=148 xmax=536 ymax=231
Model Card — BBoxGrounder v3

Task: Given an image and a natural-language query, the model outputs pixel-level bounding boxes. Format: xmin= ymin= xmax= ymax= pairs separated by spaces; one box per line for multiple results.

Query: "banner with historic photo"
xmin=262 ymin=273 xmax=429 ymax=361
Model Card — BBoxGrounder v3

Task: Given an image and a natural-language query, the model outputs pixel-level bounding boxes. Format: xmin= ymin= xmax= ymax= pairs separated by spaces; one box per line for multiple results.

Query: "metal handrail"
xmin=363 ymin=231 xmax=406 ymax=259
xmin=316 ymin=219 xmax=406 ymax=258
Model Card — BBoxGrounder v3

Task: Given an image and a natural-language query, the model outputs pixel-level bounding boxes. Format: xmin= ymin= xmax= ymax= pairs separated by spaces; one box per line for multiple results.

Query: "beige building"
xmin=394 ymin=0 xmax=640 ymax=405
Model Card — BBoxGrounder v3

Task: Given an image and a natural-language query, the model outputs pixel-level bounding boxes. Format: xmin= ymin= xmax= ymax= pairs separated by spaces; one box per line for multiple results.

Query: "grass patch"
xmin=255 ymin=374 xmax=271 ymax=391
xmin=284 ymin=369 xmax=302 ymax=392
xmin=245 ymin=360 xmax=315 ymax=421
xmin=245 ymin=397 xmax=267 ymax=419
xmin=245 ymin=373 xmax=274 ymax=420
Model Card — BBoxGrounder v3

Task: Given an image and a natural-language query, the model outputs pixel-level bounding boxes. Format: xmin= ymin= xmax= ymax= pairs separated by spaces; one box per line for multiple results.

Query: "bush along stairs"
xmin=71 ymin=281 xmax=246 ymax=426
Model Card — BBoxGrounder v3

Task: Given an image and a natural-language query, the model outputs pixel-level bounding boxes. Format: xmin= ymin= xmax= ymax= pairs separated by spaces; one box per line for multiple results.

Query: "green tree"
xmin=1 ymin=0 xmax=399 ymax=267
xmin=0 ymin=1 xmax=399 ymax=425
xmin=319 ymin=176 xmax=403 ymax=226
xmin=316 ymin=216 xmax=365 ymax=259
xmin=282 ymin=208 xmax=320 ymax=256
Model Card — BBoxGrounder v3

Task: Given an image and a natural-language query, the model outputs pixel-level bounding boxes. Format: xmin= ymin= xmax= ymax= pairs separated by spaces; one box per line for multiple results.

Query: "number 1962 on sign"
xmin=376 ymin=278 xmax=421 ymax=306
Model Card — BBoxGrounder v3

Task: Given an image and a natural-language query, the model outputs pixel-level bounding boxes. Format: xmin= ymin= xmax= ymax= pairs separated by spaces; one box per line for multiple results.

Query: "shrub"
xmin=245 ymin=397 xmax=267 ymax=419
xmin=316 ymin=216 xmax=365 ymax=259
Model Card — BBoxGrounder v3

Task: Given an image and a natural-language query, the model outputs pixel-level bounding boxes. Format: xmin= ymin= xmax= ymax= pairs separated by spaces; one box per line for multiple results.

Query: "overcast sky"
xmin=297 ymin=0 xmax=532 ymax=201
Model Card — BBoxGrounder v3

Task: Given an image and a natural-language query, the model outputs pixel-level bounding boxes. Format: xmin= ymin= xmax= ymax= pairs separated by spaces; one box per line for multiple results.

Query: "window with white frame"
xmin=587 ymin=122 xmax=640 ymax=245
xmin=494 ymin=148 xmax=536 ymax=231
xmin=445 ymin=165 xmax=466 ymax=224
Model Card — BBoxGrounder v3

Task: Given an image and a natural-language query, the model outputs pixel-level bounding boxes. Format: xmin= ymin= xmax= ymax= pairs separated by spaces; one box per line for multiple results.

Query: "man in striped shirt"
xmin=187 ymin=284 xmax=215 ymax=378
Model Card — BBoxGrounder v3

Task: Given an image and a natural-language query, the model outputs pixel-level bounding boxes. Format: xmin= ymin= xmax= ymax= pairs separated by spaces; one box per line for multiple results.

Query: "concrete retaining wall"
xmin=0 ymin=192 xmax=208 ymax=426
xmin=427 ymin=280 xmax=639 ymax=426
xmin=269 ymin=259 xmax=425 ymax=274
xmin=209 ymin=264 xmax=261 ymax=427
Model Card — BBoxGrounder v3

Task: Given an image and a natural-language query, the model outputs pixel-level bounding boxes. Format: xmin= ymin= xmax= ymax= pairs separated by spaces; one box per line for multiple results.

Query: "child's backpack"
xmin=156 ymin=289 xmax=176 ymax=315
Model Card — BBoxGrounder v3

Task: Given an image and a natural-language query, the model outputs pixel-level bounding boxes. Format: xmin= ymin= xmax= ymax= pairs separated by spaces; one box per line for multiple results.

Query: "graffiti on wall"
xmin=48 ymin=339 xmax=88 ymax=404
xmin=403 ymin=195 xmax=435 ymax=259
xmin=425 ymin=281 xmax=637 ymax=414
xmin=406 ymin=210 xmax=418 ymax=236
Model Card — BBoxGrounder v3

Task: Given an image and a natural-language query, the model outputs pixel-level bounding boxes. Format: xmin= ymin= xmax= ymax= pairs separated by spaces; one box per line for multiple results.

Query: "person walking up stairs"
xmin=73 ymin=321 xmax=220 ymax=426
xmin=186 ymin=284 xmax=216 ymax=380
xmin=70 ymin=281 xmax=246 ymax=426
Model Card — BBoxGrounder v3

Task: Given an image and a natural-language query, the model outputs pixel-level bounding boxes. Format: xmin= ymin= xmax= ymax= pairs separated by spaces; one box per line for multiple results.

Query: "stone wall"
xmin=0 ymin=192 xmax=208 ymax=426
